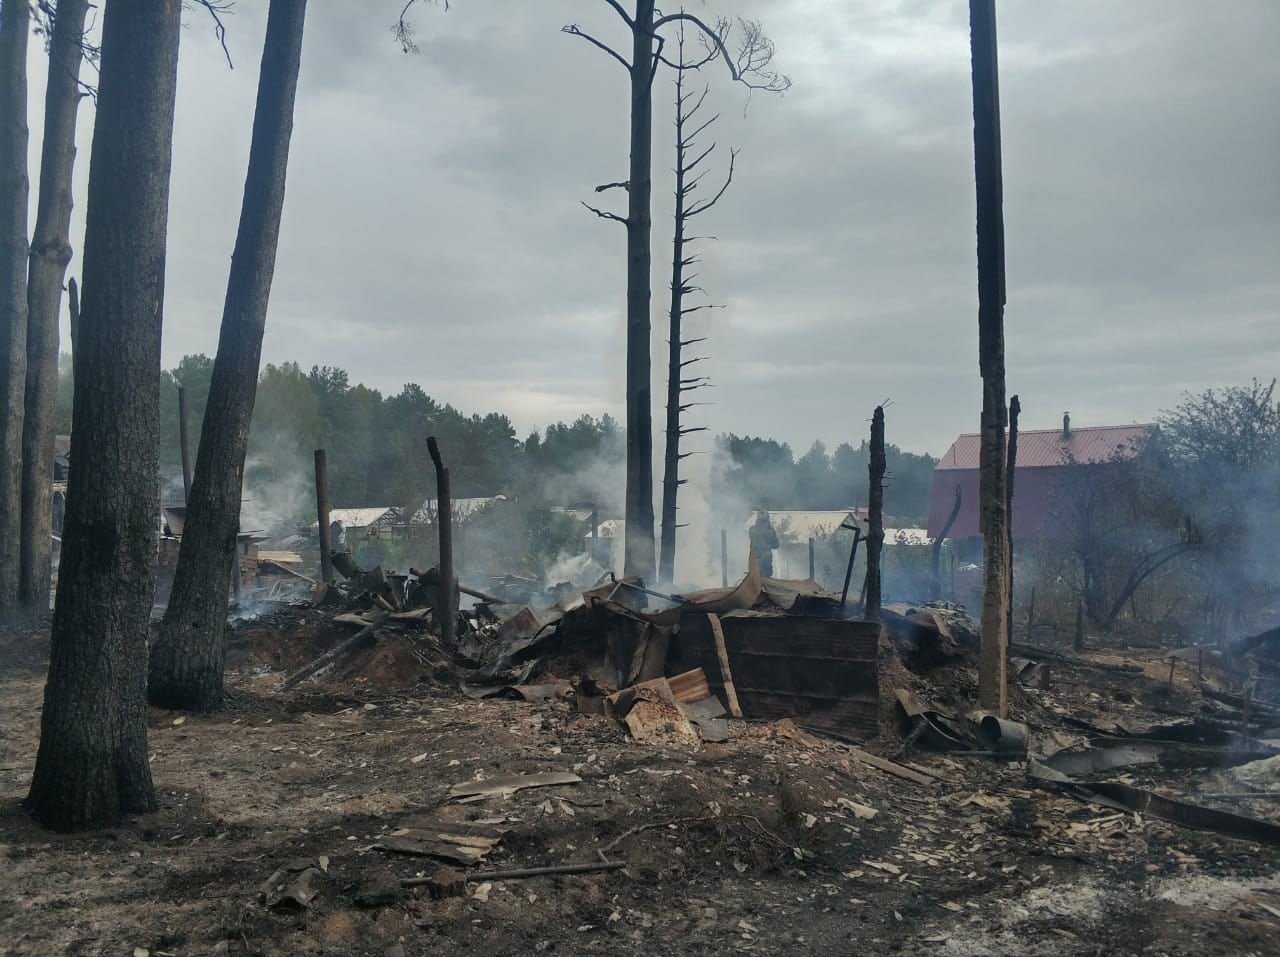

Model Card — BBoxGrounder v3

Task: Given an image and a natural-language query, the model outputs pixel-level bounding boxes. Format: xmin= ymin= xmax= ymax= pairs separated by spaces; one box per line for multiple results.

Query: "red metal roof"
xmin=935 ymin=424 xmax=1154 ymax=471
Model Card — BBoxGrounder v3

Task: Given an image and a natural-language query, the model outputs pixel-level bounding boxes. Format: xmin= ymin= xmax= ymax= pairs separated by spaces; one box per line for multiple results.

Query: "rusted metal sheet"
xmin=675 ymin=615 xmax=880 ymax=741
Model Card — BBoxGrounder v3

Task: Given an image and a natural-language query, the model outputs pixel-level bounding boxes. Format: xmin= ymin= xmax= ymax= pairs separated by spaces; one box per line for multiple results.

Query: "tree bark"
xmin=0 ymin=0 xmax=30 ymax=615
xmin=150 ymin=0 xmax=307 ymax=711
xmin=20 ymin=0 xmax=90 ymax=614
xmin=970 ymin=0 xmax=1010 ymax=715
xmin=864 ymin=406 xmax=886 ymax=620
xmin=623 ymin=0 xmax=656 ymax=579
xmin=26 ymin=0 xmax=182 ymax=833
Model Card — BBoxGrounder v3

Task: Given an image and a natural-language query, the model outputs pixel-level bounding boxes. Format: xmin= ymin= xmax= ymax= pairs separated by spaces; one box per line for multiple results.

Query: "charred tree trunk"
xmin=150 ymin=0 xmax=308 ymax=711
xmin=26 ymin=0 xmax=182 ymax=832
xmin=864 ymin=406 xmax=886 ymax=620
xmin=20 ymin=0 xmax=90 ymax=613
xmin=970 ymin=0 xmax=1010 ymax=715
xmin=1004 ymin=394 xmax=1019 ymax=650
xmin=0 ymin=0 xmax=30 ymax=615
xmin=657 ymin=144 xmax=686 ymax=581
xmin=658 ymin=41 xmax=731 ymax=584
xmin=931 ymin=484 xmax=962 ymax=598
xmin=315 ymin=448 xmax=333 ymax=584
xmin=623 ymin=0 xmax=657 ymax=580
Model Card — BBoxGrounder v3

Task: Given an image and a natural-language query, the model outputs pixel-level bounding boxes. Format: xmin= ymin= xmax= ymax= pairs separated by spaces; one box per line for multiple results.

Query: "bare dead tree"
xmin=565 ymin=2 xmax=788 ymax=580
xmin=1048 ymin=443 xmax=1199 ymax=633
xmin=657 ymin=23 xmax=736 ymax=584
xmin=0 ymin=0 xmax=31 ymax=617
xmin=969 ymin=0 xmax=1010 ymax=715
xmin=21 ymin=0 xmax=91 ymax=614
xmin=149 ymin=0 xmax=309 ymax=711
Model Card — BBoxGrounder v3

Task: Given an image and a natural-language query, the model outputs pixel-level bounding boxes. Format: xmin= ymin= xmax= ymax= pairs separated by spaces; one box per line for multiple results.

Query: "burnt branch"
xmin=687 ymin=147 xmax=738 ymax=216
xmin=595 ymin=180 xmax=630 ymax=193
xmin=652 ymin=13 xmax=791 ymax=94
xmin=562 ymin=24 xmax=631 ymax=71
xmin=602 ymin=0 xmax=634 ymax=27
xmin=581 ymin=201 xmax=628 ymax=225
xmin=188 ymin=0 xmax=234 ymax=69
xmin=394 ymin=0 xmax=449 ymax=55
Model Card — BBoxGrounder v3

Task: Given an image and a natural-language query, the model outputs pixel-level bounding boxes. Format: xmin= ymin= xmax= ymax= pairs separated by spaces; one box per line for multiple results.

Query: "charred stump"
xmin=864 ymin=406 xmax=886 ymax=620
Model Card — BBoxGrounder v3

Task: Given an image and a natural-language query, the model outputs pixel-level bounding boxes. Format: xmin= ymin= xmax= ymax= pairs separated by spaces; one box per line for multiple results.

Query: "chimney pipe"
xmin=1062 ymin=412 xmax=1072 ymax=441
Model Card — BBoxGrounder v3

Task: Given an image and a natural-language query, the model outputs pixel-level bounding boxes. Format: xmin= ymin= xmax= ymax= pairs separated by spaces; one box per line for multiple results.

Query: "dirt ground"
xmin=2 ymin=618 xmax=1279 ymax=957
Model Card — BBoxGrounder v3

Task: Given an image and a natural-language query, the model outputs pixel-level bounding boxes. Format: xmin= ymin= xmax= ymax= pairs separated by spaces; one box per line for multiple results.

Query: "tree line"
xmin=54 ymin=352 xmax=940 ymax=525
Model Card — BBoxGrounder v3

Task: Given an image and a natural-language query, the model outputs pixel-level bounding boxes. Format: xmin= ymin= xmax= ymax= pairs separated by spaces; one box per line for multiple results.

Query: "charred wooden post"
xmin=1005 ymin=394 xmax=1020 ymax=648
xmin=808 ymin=536 xmax=816 ymax=581
xmin=177 ymin=384 xmax=192 ymax=502
xmin=720 ymin=528 xmax=728 ymax=588
xmin=1025 ymin=584 xmax=1036 ymax=641
xmin=970 ymin=0 xmax=1011 ymax=714
xmin=428 ymin=435 xmax=456 ymax=646
xmin=864 ymin=406 xmax=886 ymax=620
xmin=590 ymin=503 xmax=599 ymax=563
xmin=1074 ymin=600 xmax=1085 ymax=652
xmin=931 ymin=484 xmax=962 ymax=599
xmin=840 ymin=525 xmax=863 ymax=611
xmin=314 ymin=448 xmax=333 ymax=585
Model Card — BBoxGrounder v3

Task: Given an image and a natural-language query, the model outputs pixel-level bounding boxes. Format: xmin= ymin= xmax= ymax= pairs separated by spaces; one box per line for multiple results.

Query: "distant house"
xmin=926 ymin=416 xmax=1153 ymax=544
xmin=319 ymin=506 xmax=402 ymax=539
xmin=411 ymin=495 xmax=507 ymax=524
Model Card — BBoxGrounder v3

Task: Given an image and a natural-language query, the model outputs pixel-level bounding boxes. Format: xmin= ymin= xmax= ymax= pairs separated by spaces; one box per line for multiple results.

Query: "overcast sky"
xmin=25 ymin=0 xmax=1280 ymax=457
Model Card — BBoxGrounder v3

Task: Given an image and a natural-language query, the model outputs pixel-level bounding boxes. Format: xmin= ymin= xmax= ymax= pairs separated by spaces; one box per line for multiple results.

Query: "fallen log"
xmin=278 ymin=611 xmax=389 ymax=691
xmin=400 ymin=859 xmax=625 ymax=888
xmin=842 ymin=746 xmax=939 ymax=786
xmin=459 ymin=583 xmax=505 ymax=605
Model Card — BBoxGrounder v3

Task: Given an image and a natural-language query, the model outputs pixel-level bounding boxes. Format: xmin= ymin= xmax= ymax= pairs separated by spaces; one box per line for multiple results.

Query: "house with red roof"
xmin=926 ymin=414 xmax=1154 ymax=547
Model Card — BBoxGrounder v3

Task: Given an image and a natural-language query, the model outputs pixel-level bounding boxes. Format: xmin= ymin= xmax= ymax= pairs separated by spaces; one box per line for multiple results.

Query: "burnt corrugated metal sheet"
xmin=935 ymin=424 xmax=1153 ymax=471
xmin=674 ymin=616 xmax=880 ymax=741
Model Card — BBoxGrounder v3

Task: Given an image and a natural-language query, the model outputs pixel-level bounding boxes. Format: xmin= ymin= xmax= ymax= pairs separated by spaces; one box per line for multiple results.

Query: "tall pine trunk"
xmin=623 ymin=0 xmax=656 ymax=579
xmin=150 ymin=0 xmax=308 ymax=711
xmin=0 ymin=0 xmax=30 ymax=616
xmin=21 ymin=0 xmax=90 ymax=612
xmin=970 ymin=0 xmax=1010 ymax=715
xmin=26 ymin=0 xmax=182 ymax=833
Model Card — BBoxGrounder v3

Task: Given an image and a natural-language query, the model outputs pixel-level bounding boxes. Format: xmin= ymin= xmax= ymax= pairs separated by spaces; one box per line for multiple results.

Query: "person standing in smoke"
xmin=749 ymin=510 xmax=780 ymax=578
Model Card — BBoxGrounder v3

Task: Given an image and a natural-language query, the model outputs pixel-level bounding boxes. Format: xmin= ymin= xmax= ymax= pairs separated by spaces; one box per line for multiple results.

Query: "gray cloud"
xmin=23 ymin=0 xmax=1279 ymax=460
